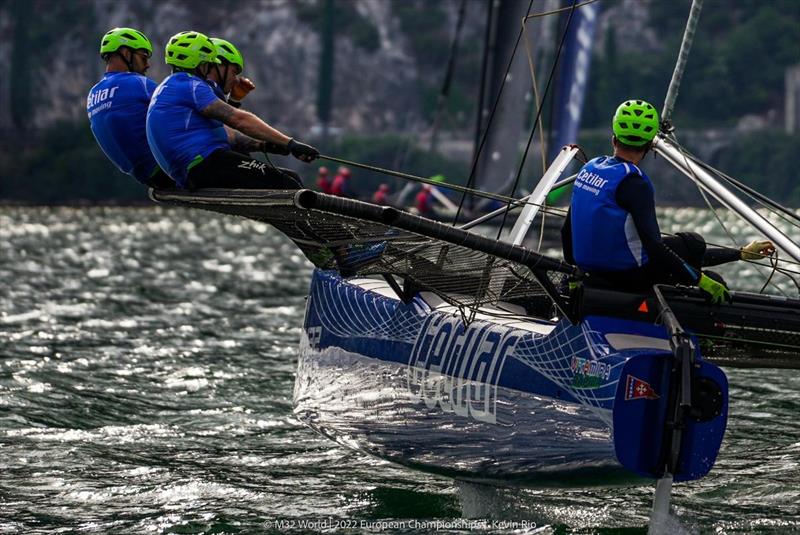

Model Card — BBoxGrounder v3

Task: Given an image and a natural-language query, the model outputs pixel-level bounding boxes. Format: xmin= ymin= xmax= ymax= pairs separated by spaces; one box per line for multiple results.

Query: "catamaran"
xmin=149 ymin=0 xmax=800 ymax=524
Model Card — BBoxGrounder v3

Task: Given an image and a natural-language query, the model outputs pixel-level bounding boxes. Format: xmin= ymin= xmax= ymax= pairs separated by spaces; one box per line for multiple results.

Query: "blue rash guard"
xmin=146 ymin=72 xmax=229 ymax=188
xmin=570 ymin=156 xmax=653 ymax=271
xmin=564 ymin=156 xmax=700 ymax=286
xmin=87 ymin=72 xmax=161 ymax=186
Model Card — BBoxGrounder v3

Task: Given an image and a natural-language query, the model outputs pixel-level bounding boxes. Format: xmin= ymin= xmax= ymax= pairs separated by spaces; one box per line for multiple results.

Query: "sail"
xmin=547 ymin=2 xmax=601 ymax=165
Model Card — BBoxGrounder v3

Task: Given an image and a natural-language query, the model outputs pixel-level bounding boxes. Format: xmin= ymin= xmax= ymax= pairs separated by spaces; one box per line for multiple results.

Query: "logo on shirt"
xmin=238 ymin=160 xmax=268 ymax=175
xmin=574 ymin=168 xmax=608 ymax=196
xmin=87 ymin=86 xmax=119 ymax=117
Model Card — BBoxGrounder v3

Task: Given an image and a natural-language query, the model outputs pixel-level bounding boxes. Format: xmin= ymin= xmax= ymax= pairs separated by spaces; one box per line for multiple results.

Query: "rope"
xmin=320 ymin=154 xmax=530 ymax=205
xmin=661 ymin=0 xmax=704 ymax=126
xmin=495 ymin=0 xmax=579 ymax=241
xmin=523 ymin=0 xmax=600 ymax=21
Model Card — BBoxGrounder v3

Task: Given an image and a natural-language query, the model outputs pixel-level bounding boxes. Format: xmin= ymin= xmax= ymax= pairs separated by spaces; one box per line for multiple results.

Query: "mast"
xmin=471 ymin=0 xmax=538 ymax=202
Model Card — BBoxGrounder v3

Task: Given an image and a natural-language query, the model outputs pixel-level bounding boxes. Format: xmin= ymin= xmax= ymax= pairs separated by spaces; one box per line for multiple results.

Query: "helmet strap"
xmin=119 ymin=48 xmax=135 ymax=73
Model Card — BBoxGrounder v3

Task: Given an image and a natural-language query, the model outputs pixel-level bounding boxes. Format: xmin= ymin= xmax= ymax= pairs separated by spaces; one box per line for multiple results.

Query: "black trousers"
xmin=589 ymin=232 xmax=725 ymax=291
xmin=148 ymin=169 xmax=176 ymax=189
xmin=186 ymin=149 xmax=303 ymax=190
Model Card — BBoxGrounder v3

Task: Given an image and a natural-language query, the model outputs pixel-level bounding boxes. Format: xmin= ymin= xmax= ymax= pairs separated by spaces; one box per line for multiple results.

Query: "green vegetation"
xmin=0 ymin=122 xmax=148 ymax=204
xmin=715 ymin=132 xmax=800 ymax=204
xmin=296 ymin=0 xmax=380 ymax=52
xmin=584 ymin=0 xmax=800 ymax=128
xmin=1 ymin=0 xmax=797 ymax=205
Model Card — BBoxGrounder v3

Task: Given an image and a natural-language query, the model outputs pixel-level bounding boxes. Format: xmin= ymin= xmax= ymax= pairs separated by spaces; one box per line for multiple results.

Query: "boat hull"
xmin=294 ymin=270 xmax=729 ymax=486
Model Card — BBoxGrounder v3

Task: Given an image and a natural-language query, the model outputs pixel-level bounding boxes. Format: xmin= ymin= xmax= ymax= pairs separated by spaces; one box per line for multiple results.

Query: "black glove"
xmin=261 ymin=141 xmax=290 ymax=156
xmin=288 ymin=138 xmax=319 ymax=162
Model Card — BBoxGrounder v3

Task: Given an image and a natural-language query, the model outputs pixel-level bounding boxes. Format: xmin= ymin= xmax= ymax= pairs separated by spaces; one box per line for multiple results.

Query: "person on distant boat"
xmin=561 ymin=99 xmax=775 ymax=303
xmin=415 ymin=184 xmax=434 ymax=215
xmin=372 ymin=183 xmax=390 ymax=205
xmin=317 ymin=167 xmax=332 ymax=194
xmin=331 ymin=167 xmax=351 ymax=197
xmin=87 ymin=27 xmax=173 ymax=189
xmin=146 ymin=31 xmax=318 ymax=190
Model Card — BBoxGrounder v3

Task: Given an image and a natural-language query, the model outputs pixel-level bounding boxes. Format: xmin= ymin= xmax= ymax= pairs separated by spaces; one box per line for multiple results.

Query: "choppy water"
xmin=0 ymin=206 xmax=798 ymax=534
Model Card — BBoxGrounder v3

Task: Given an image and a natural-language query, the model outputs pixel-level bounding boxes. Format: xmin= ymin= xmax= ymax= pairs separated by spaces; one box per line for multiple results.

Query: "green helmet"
xmin=100 ymin=27 xmax=153 ymax=57
xmin=210 ymin=38 xmax=244 ymax=74
xmin=165 ymin=31 xmax=220 ymax=69
xmin=612 ymin=100 xmax=660 ymax=147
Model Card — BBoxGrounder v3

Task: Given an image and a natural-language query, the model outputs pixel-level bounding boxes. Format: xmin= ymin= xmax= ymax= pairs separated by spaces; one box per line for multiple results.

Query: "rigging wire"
xmin=522 ymin=0 xmax=600 ymax=21
xmin=320 ymin=154 xmax=533 ymax=206
xmin=670 ymin=134 xmax=782 ymax=294
xmin=681 ymin=149 xmax=800 ymax=230
xmin=664 ymin=133 xmax=799 ymax=296
xmin=495 ymin=0 xmax=579 ymax=241
xmin=453 ymin=0 xmax=537 ymax=225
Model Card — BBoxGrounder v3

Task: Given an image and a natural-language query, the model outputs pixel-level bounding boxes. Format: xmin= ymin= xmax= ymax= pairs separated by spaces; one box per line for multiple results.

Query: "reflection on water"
xmin=0 ymin=206 xmax=798 ymax=533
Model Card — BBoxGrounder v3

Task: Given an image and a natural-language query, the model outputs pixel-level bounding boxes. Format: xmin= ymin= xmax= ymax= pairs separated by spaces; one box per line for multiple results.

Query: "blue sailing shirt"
xmin=570 ymin=156 xmax=654 ymax=272
xmin=146 ymin=72 xmax=229 ymax=187
xmin=87 ymin=72 xmax=161 ymax=186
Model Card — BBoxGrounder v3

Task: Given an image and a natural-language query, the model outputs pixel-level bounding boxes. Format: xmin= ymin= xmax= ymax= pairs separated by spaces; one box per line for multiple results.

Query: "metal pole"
xmin=459 ymin=172 xmax=576 ymax=230
xmin=661 ymin=0 xmax=703 ymax=126
xmin=655 ymin=136 xmax=800 ymax=264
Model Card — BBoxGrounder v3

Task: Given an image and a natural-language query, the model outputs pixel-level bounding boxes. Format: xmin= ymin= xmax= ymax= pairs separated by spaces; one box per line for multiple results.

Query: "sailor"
xmin=331 ymin=167 xmax=351 ymax=197
xmin=87 ymin=27 xmax=173 ymax=189
xmin=562 ymin=99 xmax=775 ymax=303
xmin=316 ymin=167 xmax=332 ymax=194
xmin=146 ymin=31 xmax=318 ymax=190
xmin=415 ymin=184 xmax=434 ymax=215
xmin=209 ymin=37 xmax=256 ymax=110
xmin=372 ymin=183 xmax=390 ymax=205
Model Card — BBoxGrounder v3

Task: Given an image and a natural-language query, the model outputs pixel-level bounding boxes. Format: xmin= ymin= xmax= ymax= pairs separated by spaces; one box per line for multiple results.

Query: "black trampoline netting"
xmin=150 ymin=188 xmax=578 ymax=321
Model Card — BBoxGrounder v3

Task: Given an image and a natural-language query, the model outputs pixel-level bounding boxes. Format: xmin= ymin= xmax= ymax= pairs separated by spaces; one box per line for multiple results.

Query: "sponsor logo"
xmin=87 ymin=86 xmax=119 ymax=110
xmin=570 ymin=356 xmax=612 ymax=389
xmin=87 ymin=86 xmax=119 ymax=117
xmin=238 ymin=160 xmax=268 ymax=174
xmin=624 ymin=375 xmax=659 ymax=401
xmin=407 ymin=315 xmax=519 ymax=424
xmin=574 ymin=168 xmax=608 ymax=195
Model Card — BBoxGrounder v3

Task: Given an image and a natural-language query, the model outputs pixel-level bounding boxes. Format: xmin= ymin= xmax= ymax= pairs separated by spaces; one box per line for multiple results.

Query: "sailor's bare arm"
xmin=201 ymin=100 xmax=290 ymax=147
xmin=224 ymin=126 xmax=264 ymax=153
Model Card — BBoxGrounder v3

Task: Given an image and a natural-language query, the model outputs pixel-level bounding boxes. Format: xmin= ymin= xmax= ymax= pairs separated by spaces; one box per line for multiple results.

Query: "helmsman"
xmin=87 ymin=27 xmax=173 ymax=188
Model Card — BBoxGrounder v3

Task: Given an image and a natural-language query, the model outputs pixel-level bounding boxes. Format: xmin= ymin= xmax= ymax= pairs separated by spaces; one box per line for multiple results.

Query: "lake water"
xmin=0 ymin=206 xmax=798 ymax=533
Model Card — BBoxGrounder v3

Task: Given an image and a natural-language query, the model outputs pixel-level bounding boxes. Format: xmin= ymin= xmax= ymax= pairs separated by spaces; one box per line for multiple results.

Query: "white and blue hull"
xmin=294 ymin=270 xmax=727 ymax=487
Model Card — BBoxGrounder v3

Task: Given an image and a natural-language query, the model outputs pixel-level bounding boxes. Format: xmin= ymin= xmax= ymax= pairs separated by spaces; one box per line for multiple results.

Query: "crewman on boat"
xmin=87 ymin=27 xmax=173 ymax=189
xmin=208 ymin=37 xmax=256 ymax=111
xmin=372 ymin=183 xmax=390 ymax=205
xmin=331 ymin=167 xmax=351 ymax=197
xmin=317 ymin=167 xmax=332 ymax=194
xmin=562 ymin=99 xmax=775 ymax=303
xmin=415 ymin=184 xmax=434 ymax=215
xmin=146 ymin=31 xmax=318 ymax=190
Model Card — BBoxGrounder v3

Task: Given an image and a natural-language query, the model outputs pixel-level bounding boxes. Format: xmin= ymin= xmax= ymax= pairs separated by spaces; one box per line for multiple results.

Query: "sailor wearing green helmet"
xmin=208 ymin=38 xmax=256 ymax=108
xmin=87 ymin=27 xmax=173 ymax=188
xmin=561 ymin=99 xmax=774 ymax=303
xmin=146 ymin=31 xmax=318 ymax=190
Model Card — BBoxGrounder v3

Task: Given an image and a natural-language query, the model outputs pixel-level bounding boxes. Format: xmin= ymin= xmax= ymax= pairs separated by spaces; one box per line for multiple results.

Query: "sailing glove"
xmin=740 ymin=239 xmax=775 ymax=260
xmin=698 ymin=273 xmax=731 ymax=305
xmin=288 ymin=138 xmax=319 ymax=162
